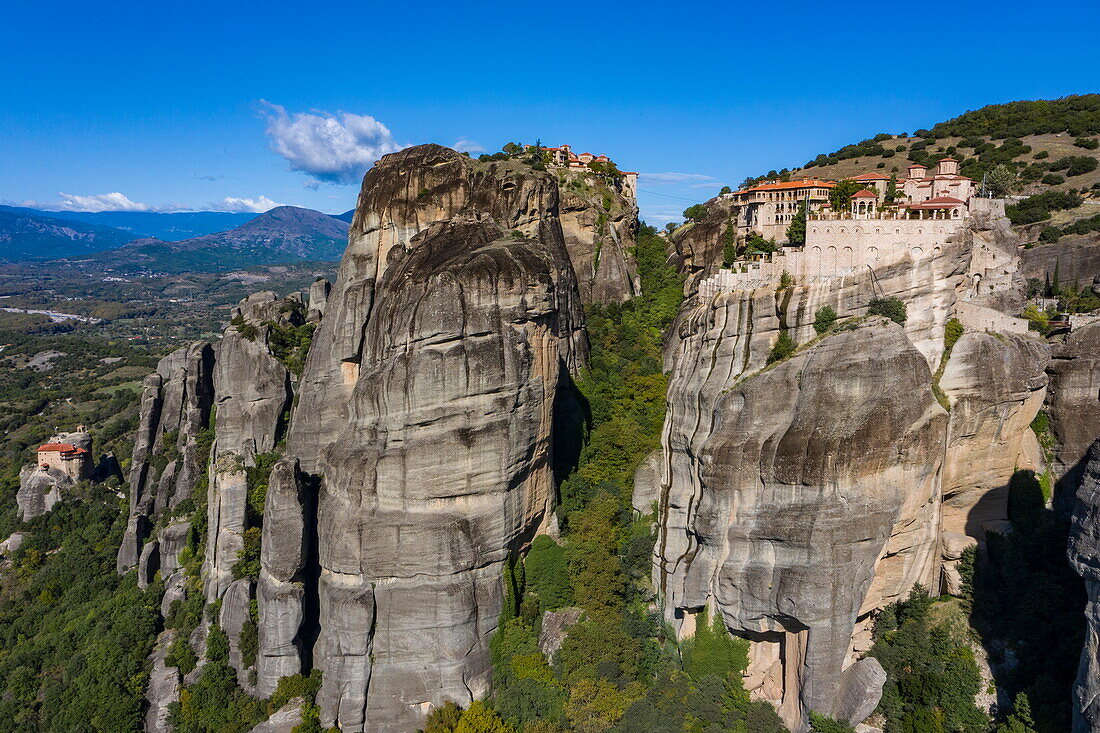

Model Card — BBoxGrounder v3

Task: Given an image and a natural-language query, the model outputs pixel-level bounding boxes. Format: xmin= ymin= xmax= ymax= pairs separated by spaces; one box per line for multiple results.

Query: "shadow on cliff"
xmin=967 ymin=469 xmax=1085 ymax=731
xmin=552 ymin=369 xmax=590 ymax=491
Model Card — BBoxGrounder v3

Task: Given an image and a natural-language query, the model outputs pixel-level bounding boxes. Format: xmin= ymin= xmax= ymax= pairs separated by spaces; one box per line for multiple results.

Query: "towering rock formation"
xmin=649 ymin=203 xmax=1049 ymax=731
xmin=656 ymin=318 xmax=946 ymax=728
xmin=257 ymin=145 xmax=587 ymax=731
xmin=16 ymin=428 xmax=93 ymax=521
xmin=203 ymin=291 xmax=294 ymax=601
xmin=556 ymin=167 xmax=640 ymax=303
xmin=1069 ymin=442 xmax=1100 ymax=733
xmin=118 ymin=342 xmax=214 ymax=573
xmin=1047 ymin=323 xmax=1100 ymax=505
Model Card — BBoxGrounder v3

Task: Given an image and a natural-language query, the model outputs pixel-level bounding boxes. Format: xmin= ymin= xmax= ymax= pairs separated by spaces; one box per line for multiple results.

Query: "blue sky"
xmin=2 ymin=1 xmax=1098 ymax=225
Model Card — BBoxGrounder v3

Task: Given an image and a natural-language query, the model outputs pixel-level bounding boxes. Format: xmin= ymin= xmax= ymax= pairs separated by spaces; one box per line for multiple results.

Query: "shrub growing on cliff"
xmin=868 ymin=297 xmax=906 ymax=324
xmin=813 ymin=306 xmax=838 ymax=335
xmin=766 ymin=331 xmax=796 ymax=364
xmin=683 ymin=204 xmax=709 ymax=223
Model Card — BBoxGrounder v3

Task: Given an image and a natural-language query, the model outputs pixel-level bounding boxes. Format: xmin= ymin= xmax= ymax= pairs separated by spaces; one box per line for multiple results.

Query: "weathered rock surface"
xmin=307 ymin=278 xmax=331 ymax=322
xmin=654 ymin=318 xmax=946 ymax=731
xmin=255 ymin=458 xmax=311 ymax=696
xmin=250 ymin=698 xmax=304 ymax=733
xmin=557 ymin=168 xmax=640 ymax=302
xmin=118 ymin=342 xmax=214 ymax=572
xmin=939 ymin=332 xmax=1049 ymax=541
xmin=1048 ymin=322 xmax=1100 ymax=504
xmin=1068 ymin=441 xmax=1100 ymax=732
xmin=265 ymin=145 xmax=588 ymax=732
xmin=668 ymin=194 xmax=739 ymax=285
xmin=16 ymin=464 xmax=70 ymax=521
xmin=203 ymin=291 xmax=293 ymax=600
xmin=145 ymin=631 xmax=181 ymax=733
xmin=538 ymin=607 xmax=582 ymax=659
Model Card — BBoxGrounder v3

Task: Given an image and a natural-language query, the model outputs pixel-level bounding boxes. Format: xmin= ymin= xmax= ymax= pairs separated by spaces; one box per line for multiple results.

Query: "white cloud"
xmin=638 ymin=172 xmax=714 ymax=185
xmin=215 ymin=195 xmax=284 ymax=213
xmin=55 ymin=192 xmax=155 ymax=212
xmin=453 ymin=139 xmax=485 ymax=154
xmin=258 ymin=100 xmax=403 ymax=184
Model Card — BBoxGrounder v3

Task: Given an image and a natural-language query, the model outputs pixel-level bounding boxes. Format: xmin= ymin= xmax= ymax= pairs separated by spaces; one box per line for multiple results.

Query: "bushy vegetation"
xmin=870 ymin=587 xmax=989 ymax=733
xmin=813 ymin=306 xmax=838 ymax=335
xmin=868 ymin=297 xmax=907 ymax=324
xmin=0 ymin=499 xmax=163 ymax=731
xmin=1006 ymin=190 xmax=1083 ymax=225
xmin=925 ymin=95 xmax=1100 ymax=139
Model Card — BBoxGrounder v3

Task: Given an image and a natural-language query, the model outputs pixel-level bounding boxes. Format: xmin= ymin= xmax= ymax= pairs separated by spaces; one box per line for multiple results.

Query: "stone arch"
xmin=911 ymin=246 xmax=924 ymax=258
xmin=842 ymin=246 xmax=854 ymax=269
xmin=855 ymin=227 xmax=863 ymax=234
xmin=874 ymin=227 xmax=883 ymax=234
xmin=839 ymin=227 xmax=847 ymax=234
xmin=826 ymin=246 xmax=838 ymax=275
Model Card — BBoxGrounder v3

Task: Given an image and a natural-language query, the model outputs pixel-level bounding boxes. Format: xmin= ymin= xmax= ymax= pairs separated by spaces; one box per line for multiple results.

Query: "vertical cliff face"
xmin=656 ymin=318 xmax=946 ymax=729
xmin=118 ymin=342 xmax=215 ymax=573
xmin=1048 ymin=323 xmax=1100 ymax=505
xmin=288 ymin=145 xmax=585 ymax=474
xmin=556 ymin=168 xmax=640 ymax=303
xmin=1068 ymin=442 xmax=1100 ymax=733
xmin=258 ymin=145 xmax=587 ymax=731
xmin=203 ymin=291 xmax=294 ymax=601
xmin=650 ymin=203 xmax=1052 ymax=731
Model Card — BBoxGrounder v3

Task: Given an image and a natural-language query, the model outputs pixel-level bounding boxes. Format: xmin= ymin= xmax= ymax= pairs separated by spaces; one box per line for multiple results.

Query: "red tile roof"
xmin=851 ymin=190 xmax=878 ymax=198
xmin=903 ymin=196 xmax=966 ymax=209
xmin=38 ymin=443 xmax=76 ymax=453
xmin=736 ymin=179 xmax=836 ymax=195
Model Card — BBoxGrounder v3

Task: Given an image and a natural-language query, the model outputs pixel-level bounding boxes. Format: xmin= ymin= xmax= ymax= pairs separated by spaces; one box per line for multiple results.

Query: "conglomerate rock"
xmin=1048 ymin=322 xmax=1100 ymax=505
xmin=263 ymin=145 xmax=588 ymax=732
xmin=1068 ymin=441 xmax=1100 ymax=732
xmin=654 ymin=318 xmax=946 ymax=730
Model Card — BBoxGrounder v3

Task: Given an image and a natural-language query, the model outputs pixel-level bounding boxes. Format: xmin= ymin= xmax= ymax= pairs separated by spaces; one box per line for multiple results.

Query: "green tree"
xmin=885 ymin=173 xmax=899 ymax=204
xmin=455 ymin=700 xmax=514 ymax=733
xmin=767 ymin=331 xmax=796 ymax=364
xmin=525 ymin=535 xmax=572 ymax=610
xmin=786 ymin=201 xmax=808 ymax=245
xmin=723 ymin=217 xmax=738 ymax=266
xmin=829 ymin=179 xmax=866 ymax=211
xmin=984 ymin=164 xmax=1018 ymax=197
xmin=814 ymin=306 xmax=838 ymax=335
xmin=683 ymin=204 xmax=709 ymax=223
xmin=868 ymin=297 xmax=907 ymax=324
xmin=809 ymin=711 xmax=855 ymax=732
xmin=681 ymin=610 xmax=749 ymax=683
xmin=720 ymin=185 xmax=732 ymax=194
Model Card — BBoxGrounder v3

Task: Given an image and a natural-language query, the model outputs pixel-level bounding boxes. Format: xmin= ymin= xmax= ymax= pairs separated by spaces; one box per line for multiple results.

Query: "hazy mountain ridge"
xmin=0 ymin=206 xmax=138 ymax=260
xmin=81 ymin=206 xmax=351 ymax=272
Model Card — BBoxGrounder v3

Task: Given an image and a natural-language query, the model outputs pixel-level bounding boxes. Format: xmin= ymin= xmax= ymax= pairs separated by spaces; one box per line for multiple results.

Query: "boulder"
xmin=538 ymin=607 xmax=583 ymax=659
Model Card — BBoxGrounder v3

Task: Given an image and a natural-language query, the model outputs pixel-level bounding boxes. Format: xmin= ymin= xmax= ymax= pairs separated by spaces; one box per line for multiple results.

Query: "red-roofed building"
xmin=900 ymin=158 xmax=973 ymax=203
xmin=35 ymin=432 xmax=93 ymax=481
xmin=727 ymin=179 xmax=836 ymax=240
xmin=540 ymin=144 xmax=637 ymax=202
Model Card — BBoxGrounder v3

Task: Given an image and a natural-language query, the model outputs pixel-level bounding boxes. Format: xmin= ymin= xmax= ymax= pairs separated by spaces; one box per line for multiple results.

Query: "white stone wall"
xmin=954 ymin=301 xmax=1029 ymax=335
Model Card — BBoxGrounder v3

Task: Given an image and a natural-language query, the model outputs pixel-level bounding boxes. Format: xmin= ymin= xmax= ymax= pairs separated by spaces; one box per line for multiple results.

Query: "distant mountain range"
xmin=86 ymin=206 xmax=350 ymax=272
xmin=0 ymin=206 xmax=138 ymax=260
xmin=0 ymin=205 xmax=350 ymax=270
xmin=20 ymin=208 xmax=260 ymax=241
